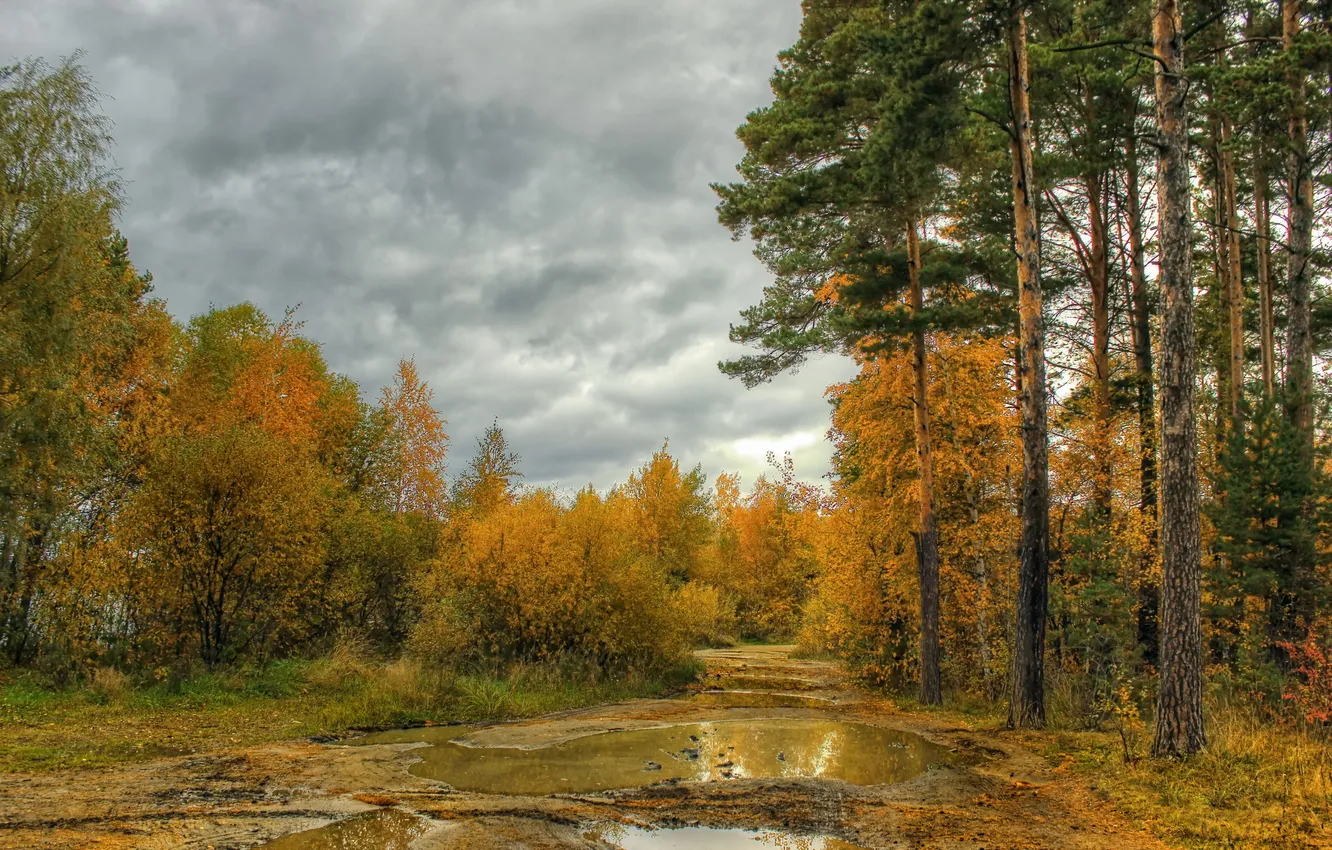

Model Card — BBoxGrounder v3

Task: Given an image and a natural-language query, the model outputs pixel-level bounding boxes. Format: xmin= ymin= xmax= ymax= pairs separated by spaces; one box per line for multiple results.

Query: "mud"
xmin=0 ymin=645 xmax=1171 ymax=849
xmin=354 ymin=718 xmax=945 ymax=794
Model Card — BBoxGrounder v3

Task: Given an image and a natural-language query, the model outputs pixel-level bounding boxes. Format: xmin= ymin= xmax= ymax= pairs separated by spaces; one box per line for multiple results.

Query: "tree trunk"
xmin=1151 ymin=0 xmax=1207 ymax=759
xmin=1221 ymin=117 xmax=1245 ymax=422
xmin=967 ymin=473 xmax=997 ymax=699
xmin=908 ymin=218 xmax=943 ymax=707
xmin=1254 ymin=155 xmax=1276 ymax=399
xmin=1277 ymin=0 xmax=1317 ymax=653
xmin=1125 ymin=129 xmax=1160 ymax=666
xmin=1284 ymin=0 xmax=1314 ymax=460
xmin=1006 ymin=8 xmax=1050 ymax=731
xmin=1088 ymin=173 xmax=1113 ymax=519
xmin=1206 ymin=110 xmax=1232 ymax=434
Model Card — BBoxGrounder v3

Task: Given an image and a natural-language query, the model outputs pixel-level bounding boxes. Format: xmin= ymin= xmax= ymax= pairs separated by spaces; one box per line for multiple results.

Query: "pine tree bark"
xmin=1221 ymin=117 xmax=1245 ymax=422
xmin=1254 ymin=155 xmax=1276 ymax=399
xmin=1006 ymin=8 xmax=1050 ymax=731
xmin=1283 ymin=0 xmax=1315 ymax=459
xmin=908 ymin=218 xmax=943 ymax=706
xmin=1088 ymin=173 xmax=1113 ymax=519
xmin=1276 ymin=0 xmax=1316 ymax=654
xmin=1151 ymin=0 xmax=1206 ymax=759
xmin=1206 ymin=110 xmax=1232 ymax=433
xmin=1125 ymin=129 xmax=1160 ymax=666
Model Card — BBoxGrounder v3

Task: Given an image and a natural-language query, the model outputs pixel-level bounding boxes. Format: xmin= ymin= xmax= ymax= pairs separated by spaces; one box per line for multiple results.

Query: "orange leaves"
xmin=705 ymin=463 xmax=823 ymax=641
xmin=809 ymin=334 xmax=1019 ymax=688
xmin=815 ymin=273 xmax=856 ymax=304
xmin=168 ymin=306 xmax=353 ymax=462
xmin=379 ymin=359 xmax=449 ymax=518
xmin=621 ymin=444 xmax=710 ymax=581
xmin=421 ymin=483 xmax=688 ymax=670
xmin=124 ymin=425 xmax=328 ymax=665
xmin=1278 ymin=626 xmax=1332 ymax=725
xmin=226 ymin=321 xmax=327 ymax=449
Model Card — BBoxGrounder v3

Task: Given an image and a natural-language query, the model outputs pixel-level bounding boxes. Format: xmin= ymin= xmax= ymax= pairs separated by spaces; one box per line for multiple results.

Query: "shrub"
xmin=87 ymin=667 xmax=129 ymax=704
xmin=411 ymin=488 xmax=691 ymax=675
xmin=1279 ymin=626 xmax=1332 ymax=728
xmin=672 ymin=583 xmax=737 ymax=647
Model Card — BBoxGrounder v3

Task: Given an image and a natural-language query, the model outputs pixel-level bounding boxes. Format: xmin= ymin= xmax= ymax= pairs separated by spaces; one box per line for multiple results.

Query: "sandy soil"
xmin=0 ymin=647 xmax=1170 ymax=849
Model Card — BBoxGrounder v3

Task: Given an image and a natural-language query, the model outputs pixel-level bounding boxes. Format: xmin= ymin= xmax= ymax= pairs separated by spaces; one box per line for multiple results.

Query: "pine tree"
xmin=1150 ymin=0 xmax=1206 ymax=759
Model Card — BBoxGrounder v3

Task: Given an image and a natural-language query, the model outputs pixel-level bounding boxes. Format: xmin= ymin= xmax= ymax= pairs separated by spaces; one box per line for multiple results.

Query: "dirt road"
xmin=0 ymin=646 xmax=1168 ymax=849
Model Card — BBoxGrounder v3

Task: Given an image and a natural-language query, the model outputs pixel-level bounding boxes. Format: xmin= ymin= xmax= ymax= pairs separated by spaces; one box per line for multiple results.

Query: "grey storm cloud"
xmin=4 ymin=0 xmax=857 ymax=490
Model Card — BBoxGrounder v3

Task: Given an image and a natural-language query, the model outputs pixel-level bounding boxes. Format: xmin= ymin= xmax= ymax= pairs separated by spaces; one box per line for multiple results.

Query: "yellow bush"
xmin=672 ymin=583 xmax=738 ymax=647
xmin=412 ymin=485 xmax=691 ymax=674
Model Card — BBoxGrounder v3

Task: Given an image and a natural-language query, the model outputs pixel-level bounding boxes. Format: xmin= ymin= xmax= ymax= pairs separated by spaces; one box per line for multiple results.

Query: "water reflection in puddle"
xmin=358 ymin=719 xmax=946 ymax=795
xmin=256 ymin=810 xmax=429 ymax=849
xmin=597 ymin=825 xmax=866 ymax=849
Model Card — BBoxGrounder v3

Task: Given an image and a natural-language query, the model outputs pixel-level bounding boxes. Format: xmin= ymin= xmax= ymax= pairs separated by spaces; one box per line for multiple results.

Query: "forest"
xmin=3 ymin=0 xmax=1332 ymax=848
xmin=713 ymin=0 xmax=1332 ymax=751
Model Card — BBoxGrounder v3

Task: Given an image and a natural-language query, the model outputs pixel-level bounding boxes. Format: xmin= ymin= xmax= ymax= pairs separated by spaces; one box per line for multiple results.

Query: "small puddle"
xmin=256 ymin=810 xmax=430 ymax=849
xmin=358 ymin=719 xmax=946 ymax=795
xmin=595 ymin=825 xmax=866 ymax=849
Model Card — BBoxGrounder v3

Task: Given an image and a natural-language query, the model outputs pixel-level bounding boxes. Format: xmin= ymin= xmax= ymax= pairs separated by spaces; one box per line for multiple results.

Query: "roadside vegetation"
xmin=0 ymin=642 xmax=699 ymax=773
xmin=1040 ymin=704 xmax=1330 ymax=850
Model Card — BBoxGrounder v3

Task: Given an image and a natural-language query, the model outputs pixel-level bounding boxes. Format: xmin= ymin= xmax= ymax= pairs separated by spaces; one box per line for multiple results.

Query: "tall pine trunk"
xmin=1088 ymin=173 xmax=1113 ymax=518
xmin=1125 ymin=129 xmax=1160 ymax=666
xmin=1284 ymin=0 xmax=1314 ymax=450
xmin=1254 ymin=154 xmax=1276 ymax=399
xmin=1221 ymin=117 xmax=1245 ymax=422
xmin=1151 ymin=0 xmax=1206 ymax=759
xmin=908 ymin=218 xmax=943 ymax=706
xmin=1276 ymin=0 xmax=1316 ymax=651
xmin=1205 ymin=108 xmax=1231 ymax=434
xmin=1006 ymin=8 xmax=1050 ymax=731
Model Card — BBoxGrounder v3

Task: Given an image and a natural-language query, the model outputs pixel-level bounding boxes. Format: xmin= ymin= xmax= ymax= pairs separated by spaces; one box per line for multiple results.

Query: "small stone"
xmin=643 ymin=761 xmax=662 ymax=771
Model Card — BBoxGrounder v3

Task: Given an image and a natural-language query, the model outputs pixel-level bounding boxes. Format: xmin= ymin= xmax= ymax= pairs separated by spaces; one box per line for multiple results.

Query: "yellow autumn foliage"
xmin=802 ymin=335 xmax=1019 ymax=693
xmin=414 ymin=482 xmax=698 ymax=674
xmin=700 ymin=462 xmax=823 ymax=641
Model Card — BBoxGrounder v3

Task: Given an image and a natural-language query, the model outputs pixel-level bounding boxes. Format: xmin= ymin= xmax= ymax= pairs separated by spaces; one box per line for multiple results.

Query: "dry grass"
xmin=1041 ymin=702 xmax=1332 ymax=849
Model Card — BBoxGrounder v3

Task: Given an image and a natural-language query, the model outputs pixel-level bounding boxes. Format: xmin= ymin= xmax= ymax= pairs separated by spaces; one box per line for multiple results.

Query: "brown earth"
xmin=0 ymin=646 xmax=1169 ymax=849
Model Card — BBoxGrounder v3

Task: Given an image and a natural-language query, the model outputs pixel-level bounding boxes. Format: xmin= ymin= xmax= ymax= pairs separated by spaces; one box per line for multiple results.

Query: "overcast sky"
xmin=5 ymin=0 xmax=856 ymax=492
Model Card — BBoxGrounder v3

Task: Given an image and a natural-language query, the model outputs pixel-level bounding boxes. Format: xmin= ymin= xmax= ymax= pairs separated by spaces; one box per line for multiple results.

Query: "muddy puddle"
xmin=594 ymin=825 xmax=866 ymax=849
xmin=256 ymin=809 xmax=431 ymax=849
xmin=357 ymin=719 xmax=947 ymax=795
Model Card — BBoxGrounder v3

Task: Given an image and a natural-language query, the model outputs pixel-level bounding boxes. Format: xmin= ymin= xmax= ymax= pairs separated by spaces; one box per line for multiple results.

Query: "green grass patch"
xmin=0 ymin=656 xmax=699 ymax=774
